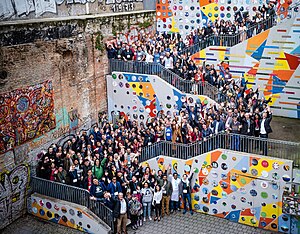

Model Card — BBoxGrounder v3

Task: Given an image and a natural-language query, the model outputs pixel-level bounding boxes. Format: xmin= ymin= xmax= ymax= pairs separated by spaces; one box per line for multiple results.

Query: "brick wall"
xmin=0 ymin=11 xmax=156 ymax=170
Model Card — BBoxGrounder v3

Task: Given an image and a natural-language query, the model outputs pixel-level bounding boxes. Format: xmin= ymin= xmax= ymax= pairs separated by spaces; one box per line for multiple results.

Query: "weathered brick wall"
xmin=0 ymin=11 xmax=156 ymax=170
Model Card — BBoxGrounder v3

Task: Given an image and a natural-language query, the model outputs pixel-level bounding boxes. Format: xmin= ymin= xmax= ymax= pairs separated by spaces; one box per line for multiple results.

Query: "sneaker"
xmin=149 ymin=216 xmax=152 ymax=221
xmin=170 ymin=209 xmax=174 ymax=214
xmin=134 ymin=225 xmax=138 ymax=229
xmin=177 ymin=208 xmax=180 ymax=211
xmin=143 ymin=217 xmax=146 ymax=222
xmin=131 ymin=226 xmax=136 ymax=230
xmin=183 ymin=210 xmax=187 ymax=214
xmin=139 ymin=219 xmax=143 ymax=226
xmin=190 ymin=211 xmax=194 ymax=215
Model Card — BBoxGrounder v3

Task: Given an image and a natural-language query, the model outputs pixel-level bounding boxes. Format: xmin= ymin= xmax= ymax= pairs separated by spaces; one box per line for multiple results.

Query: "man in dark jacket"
xmin=157 ymin=173 xmax=173 ymax=217
xmin=240 ymin=112 xmax=255 ymax=152
xmin=259 ymin=108 xmax=272 ymax=155
xmin=179 ymin=172 xmax=194 ymax=215
xmin=113 ymin=192 xmax=129 ymax=234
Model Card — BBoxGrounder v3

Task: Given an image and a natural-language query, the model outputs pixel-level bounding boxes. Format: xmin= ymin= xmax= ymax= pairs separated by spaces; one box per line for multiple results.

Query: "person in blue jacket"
xmin=107 ymin=176 xmax=122 ymax=198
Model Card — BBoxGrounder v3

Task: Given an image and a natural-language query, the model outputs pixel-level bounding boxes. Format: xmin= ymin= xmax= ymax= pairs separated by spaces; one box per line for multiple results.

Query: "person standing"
xmin=158 ymin=174 xmax=173 ymax=217
xmin=259 ymin=107 xmax=272 ymax=155
xmin=169 ymin=172 xmax=181 ymax=213
xmin=141 ymin=182 xmax=153 ymax=222
xmin=179 ymin=172 xmax=194 ymax=215
xmin=113 ymin=192 xmax=129 ymax=234
xmin=128 ymin=191 xmax=142 ymax=230
xmin=152 ymin=184 xmax=163 ymax=221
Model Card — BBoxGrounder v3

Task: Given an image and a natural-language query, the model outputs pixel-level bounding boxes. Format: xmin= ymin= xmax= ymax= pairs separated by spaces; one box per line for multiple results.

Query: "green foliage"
xmin=95 ymin=32 xmax=104 ymax=53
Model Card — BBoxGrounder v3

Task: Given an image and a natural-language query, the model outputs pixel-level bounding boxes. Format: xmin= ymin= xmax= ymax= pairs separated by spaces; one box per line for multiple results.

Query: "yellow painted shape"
xmin=249 ymin=158 xmax=284 ymax=177
xmin=260 ymin=203 xmax=279 ymax=218
xmin=130 ymin=82 xmax=155 ymax=99
xmin=239 ymin=215 xmax=254 ymax=225
xmin=171 ymin=16 xmax=179 ymax=33
xmin=201 ymin=3 xmax=219 ymax=23
xmin=226 ymin=54 xmax=246 ymax=58
xmin=275 ymin=51 xmax=289 ymax=70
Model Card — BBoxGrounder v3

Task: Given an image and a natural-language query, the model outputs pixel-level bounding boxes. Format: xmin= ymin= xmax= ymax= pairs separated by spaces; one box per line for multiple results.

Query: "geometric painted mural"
xmin=30 ymin=193 xmax=109 ymax=233
xmin=156 ymin=0 xmax=294 ymax=36
xmin=0 ymin=80 xmax=56 ymax=153
xmin=146 ymin=149 xmax=295 ymax=233
xmin=107 ymin=72 xmax=217 ymax=123
xmin=191 ymin=15 xmax=300 ymax=119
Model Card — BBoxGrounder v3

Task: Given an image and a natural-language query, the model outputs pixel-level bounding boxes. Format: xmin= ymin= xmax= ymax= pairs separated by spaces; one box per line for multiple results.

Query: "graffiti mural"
xmin=99 ymin=0 xmax=143 ymax=13
xmin=107 ymin=72 xmax=217 ymax=123
xmin=68 ymin=109 xmax=79 ymax=131
xmin=0 ymin=165 xmax=30 ymax=229
xmin=0 ymin=80 xmax=56 ymax=154
xmin=0 ymin=0 xmax=144 ymax=19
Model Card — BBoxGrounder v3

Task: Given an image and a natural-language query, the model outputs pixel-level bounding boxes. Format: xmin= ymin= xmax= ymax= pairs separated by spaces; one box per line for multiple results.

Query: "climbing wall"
xmin=146 ymin=149 xmax=294 ymax=233
xmin=191 ymin=15 xmax=300 ymax=118
xmin=29 ymin=194 xmax=110 ymax=234
xmin=156 ymin=0 xmax=294 ymax=36
xmin=107 ymin=72 xmax=217 ymax=123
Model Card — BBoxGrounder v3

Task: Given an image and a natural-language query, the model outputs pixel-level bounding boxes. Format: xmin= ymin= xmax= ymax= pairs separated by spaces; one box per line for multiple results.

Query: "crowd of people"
xmin=36 ymin=6 xmax=278 ymax=232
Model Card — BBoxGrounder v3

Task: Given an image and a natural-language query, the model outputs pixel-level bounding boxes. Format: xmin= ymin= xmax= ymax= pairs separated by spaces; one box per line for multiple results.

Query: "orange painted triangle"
xmin=246 ymin=30 xmax=270 ymax=56
xmin=215 ymin=212 xmax=228 ymax=218
xmin=273 ymin=70 xmax=295 ymax=82
xmin=211 ymin=150 xmax=222 ymax=162
xmin=200 ymin=0 xmax=213 ymax=7
xmin=247 ymin=63 xmax=259 ymax=76
xmin=241 ymin=208 xmax=253 ymax=216
xmin=265 ymin=217 xmax=278 ymax=231
xmin=284 ymin=53 xmax=300 ymax=70
xmin=259 ymin=217 xmax=274 ymax=229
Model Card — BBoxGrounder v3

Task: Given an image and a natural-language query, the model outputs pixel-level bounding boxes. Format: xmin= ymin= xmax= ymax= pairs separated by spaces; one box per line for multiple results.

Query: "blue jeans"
xmin=231 ymin=134 xmax=240 ymax=151
xmin=182 ymin=193 xmax=192 ymax=211
xmin=143 ymin=202 xmax=151 ymax=218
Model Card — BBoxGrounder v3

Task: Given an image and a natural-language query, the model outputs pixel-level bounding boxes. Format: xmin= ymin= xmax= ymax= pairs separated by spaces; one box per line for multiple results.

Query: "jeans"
xmin=182 ymin=193 xmax=192 ymax=211
xmin=260 ymin=134 xmax=268 ymax=155
xmin=143 ymin=202 xmax=151 ymax=218
xmin=231 ymin=134 xmax=240 ymax=151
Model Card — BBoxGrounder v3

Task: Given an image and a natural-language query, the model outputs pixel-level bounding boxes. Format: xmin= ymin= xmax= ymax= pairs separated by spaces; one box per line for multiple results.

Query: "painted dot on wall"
xmin=226 ymin=13 xmax=231 ymax=18
xmin=283 ymin=165 xmax=290 ymax=171
xmin=251 ymin=158 xmax=258 ymax=166
xmin=54 ymin=213 xmax=60 ymax=220
xmin=282 ymin=174 xmax=291 ymax=182
xmin=271 ymin=223 xmax=277 ymax=229
xmin=47 ymin=211 xmax=53 ymax=218
xmin=77 ymin=211 xmax=83 ymax=218
xmin=112 ymin=74 xmax=117 ymax=79
xmin=87 ymin=224 xmax=91 ymax=229
xmin=250 ymin=189 xmax=257 ymax=197
xmin=69 ymin=209 xmax=75 ymax=216
xmin=227 ymin=6 xmax=231 ymax=11
xmin=79 ymin=222 xmax=82 ymax=226
xmin=61 ymin=207 xmax=67 ymax=213
xmin=261 ymin=192 xmax=268 ymax=199
xmin=261 ymin=160 xmax=269 ymax=168
xmin=46 ymin=202 xmax=52 ymax=209
xmin=32 ymin=207 xmax=38 ymax=214
xmin=113 ymin=90 xmax=117 ymax=93
xmin=39 ymin=209 xmax=45 ymax=216
xmin=70 ymin=219 xmax=75 ymax=225
xmin=118 ymin=74 xmax=123 ymax=80
xmin=39 ymin=200 xmax=44 ymax=206
xmin=62 ymin=216 xmax=68 ymax=223
xmin=214 ymin=6 xmax=219 ymax=11
xmin=261 ymin=171 xmax=268 ymax=178
xmin=202 ymin=206 xmax=209 ymax=213
xmin=280 ymin=226 xmax=289 ymax=232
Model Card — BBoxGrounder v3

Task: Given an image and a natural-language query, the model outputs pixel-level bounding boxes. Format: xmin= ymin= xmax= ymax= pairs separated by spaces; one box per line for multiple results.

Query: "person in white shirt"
xmin=114 ymin=192 xmax=128 ymax=234
xmin=163 ymin=52 xmax=174 ymax=70
xmin=169 ymin=172 xmax=181 ymax=213
xmin=152 ymin=184 xmax=163 ymax=221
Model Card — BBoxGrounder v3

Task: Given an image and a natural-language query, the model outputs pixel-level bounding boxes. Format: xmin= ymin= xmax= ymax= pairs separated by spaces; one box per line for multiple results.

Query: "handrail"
xmin=140 ymin=132 xmax=300 ymax=165
xmin=181 ymin=2 xmax=300 ymax=56
xmin=109 ymin=59 xmax=219 ymax=101
xmin=30 ymin=176 xmax=114 ymax=232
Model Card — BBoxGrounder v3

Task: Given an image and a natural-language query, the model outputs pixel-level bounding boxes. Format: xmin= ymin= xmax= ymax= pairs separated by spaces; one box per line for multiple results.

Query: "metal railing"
xmin=109 ymin=59 xmax=219 ymax=101
xmin=30 ymin=176 xmax=114 ymax=233
xmin=140 ymin=132 xmax=300 ymax=165
xmin=182 ymin=2 xmax=300 ymax=56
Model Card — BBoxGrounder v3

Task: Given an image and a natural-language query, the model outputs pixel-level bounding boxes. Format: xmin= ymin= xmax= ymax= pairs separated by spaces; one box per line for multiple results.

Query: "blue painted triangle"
xmin=251 ymin=40 xmax=267 ymax=61
xmin=234 ymin=155 xmax=249 ymax=171
xmin=210 ymin=196 xmax=221 ymax=204
xmin=225 ymin=210 xmax=241 ymax=222
xmin=291 ymin=45 xmax=300 ymax=56
xmin=272 ymin=75 xmax=286 ymax=94
xmin=137 ymin=96 xmax=149 ymax=107
xmin=173 ymin=89 xmax=184 ymax=110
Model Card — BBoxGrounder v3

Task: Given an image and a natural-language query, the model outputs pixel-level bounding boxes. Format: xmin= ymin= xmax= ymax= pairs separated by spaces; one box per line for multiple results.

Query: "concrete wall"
xmin=146 ymin=149 xmax=295 ymax=233
xmin=0 ymin=164 xmax=30 ymax=230
xmin=191 ymin=15 xmax=300 ymax=119
xmin=29 ymin=193 xmax=111 ymax=234
xmin=0 ymin=0 xmax=156 ymax=21
xmin=0 ymin=11 xmax=156 ymax=170
xmin=107 ymin=71 xmax=217 ymax=123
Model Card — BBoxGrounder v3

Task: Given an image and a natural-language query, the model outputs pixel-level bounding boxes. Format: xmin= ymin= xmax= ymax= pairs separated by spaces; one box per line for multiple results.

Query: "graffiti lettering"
xmin=0 ymin=0 xmax=143 ymax=19
xmin=0 ymin=80 xmax=56 ymax=154
xmin=0 ymin=165 xmax=30 ymax=229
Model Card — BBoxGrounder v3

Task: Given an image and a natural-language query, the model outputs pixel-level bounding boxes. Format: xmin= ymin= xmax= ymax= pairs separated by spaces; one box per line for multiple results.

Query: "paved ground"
xmin=127 ymin=211 xmax=278 ymax=234
xmin=270 ymin=116 xmax=300 ymax=142
xmin=3 ymin=212 xmax=279 ymax=234
xmin=2 ymin=215 xmax=82 ymax=234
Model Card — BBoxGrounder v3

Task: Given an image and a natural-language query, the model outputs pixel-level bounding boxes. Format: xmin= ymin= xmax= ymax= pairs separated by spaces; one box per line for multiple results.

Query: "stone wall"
xmin=0 ymin=0 xmax=155 ymax=21
xmin=0 ymin=11 xmax=156 ymax=170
